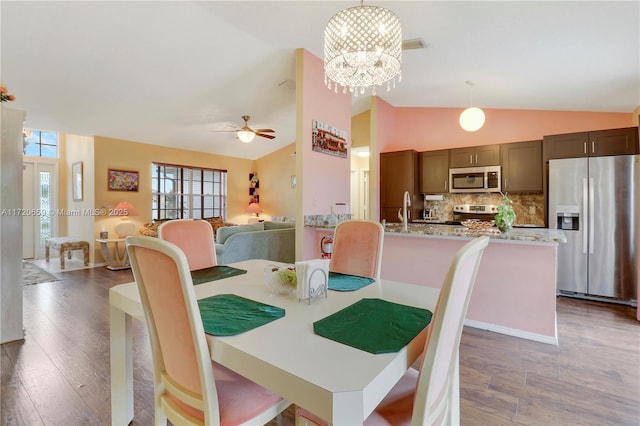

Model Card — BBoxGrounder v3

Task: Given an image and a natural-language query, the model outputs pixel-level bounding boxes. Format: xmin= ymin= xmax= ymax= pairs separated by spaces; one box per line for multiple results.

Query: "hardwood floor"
xmin=2 ymin=266 xmax=639 ymax=425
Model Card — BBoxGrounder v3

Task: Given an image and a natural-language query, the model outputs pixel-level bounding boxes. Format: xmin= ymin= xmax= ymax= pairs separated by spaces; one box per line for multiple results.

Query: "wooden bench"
xmin=45 ymin=237 xmax=90 ymax=270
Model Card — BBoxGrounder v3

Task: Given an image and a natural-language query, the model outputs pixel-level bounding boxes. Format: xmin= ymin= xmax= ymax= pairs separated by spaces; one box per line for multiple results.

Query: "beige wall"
xmin=351 ymin=111 xmax=371 ymax=148
xmin=64 ymin=134 xmax=96 ymax=262
xmin=255 ymin=143 xmax=296 ymax=219
xmin=92 ymin=136 xmax=254 ymax=261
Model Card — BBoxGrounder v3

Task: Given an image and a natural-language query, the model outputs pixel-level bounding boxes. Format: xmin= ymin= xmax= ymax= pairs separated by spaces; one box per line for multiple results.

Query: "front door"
xmin=22 ymin=161 xmax=57 ymax=259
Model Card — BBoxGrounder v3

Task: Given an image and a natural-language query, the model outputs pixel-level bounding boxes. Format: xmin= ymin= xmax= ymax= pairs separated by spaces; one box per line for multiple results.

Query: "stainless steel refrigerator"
xmin=549 ymin=155 xmax=638 ymax=301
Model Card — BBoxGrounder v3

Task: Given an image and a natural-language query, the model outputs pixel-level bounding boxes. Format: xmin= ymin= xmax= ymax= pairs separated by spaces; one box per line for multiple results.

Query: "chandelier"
xmin=324 ymin=1 xmax=402 ymax=96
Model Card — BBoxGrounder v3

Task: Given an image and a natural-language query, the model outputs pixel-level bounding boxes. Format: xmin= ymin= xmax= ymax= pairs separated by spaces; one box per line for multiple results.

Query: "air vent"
xmin=402 ymin=38 xmax=426 ymax=50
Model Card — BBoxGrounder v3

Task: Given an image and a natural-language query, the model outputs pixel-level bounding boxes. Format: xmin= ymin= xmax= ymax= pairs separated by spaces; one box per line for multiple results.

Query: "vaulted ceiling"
xmin=2 ymin=1 xmax=638 ymax=160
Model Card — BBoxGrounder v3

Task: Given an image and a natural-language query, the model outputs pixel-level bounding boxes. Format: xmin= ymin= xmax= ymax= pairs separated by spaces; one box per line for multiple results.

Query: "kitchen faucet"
xmin=397 ymin=190 xmax=411 ymax=232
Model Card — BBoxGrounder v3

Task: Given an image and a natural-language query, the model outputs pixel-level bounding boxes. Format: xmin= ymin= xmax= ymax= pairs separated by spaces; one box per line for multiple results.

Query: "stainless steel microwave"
xmin=449 ymin=166 xmax=501 ymax=193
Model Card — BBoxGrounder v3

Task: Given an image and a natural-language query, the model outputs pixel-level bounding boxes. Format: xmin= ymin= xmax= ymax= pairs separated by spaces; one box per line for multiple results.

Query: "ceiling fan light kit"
xmin=324 ymin=0 xmax=402 ymax=97
xmin=211 ymin=115 xmax=275 ymax=142
xmin=459 ymin=81 xmax=485 ymax=132
xmin=237 ymin=130 xmax=255 ymax=143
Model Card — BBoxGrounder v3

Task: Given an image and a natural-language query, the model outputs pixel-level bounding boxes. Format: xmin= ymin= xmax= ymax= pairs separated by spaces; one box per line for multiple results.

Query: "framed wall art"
xmin=72 ymin=162 xmax=83 ymax=201
xmin=108 ymin=169 xmax=139 ymax=192
xmin=311 ymin=119 xmax=348 ymax=158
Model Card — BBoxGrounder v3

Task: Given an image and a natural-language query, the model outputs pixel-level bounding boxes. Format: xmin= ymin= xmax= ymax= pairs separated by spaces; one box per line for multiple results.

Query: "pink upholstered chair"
xmin=126 ymin=236 xmax=290 ymax=425
xmin=329 ymin=220 xmax=384 ymax=280
xmin=297 ymin=236 xmax=490 ymax=425
xmin=158 ymin=219 xmax=217 ymax=271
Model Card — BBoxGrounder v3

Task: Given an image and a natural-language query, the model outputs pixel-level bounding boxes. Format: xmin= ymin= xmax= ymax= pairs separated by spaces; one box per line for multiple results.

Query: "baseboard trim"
xmin=464 ymin=319 xmax=558 ymax=346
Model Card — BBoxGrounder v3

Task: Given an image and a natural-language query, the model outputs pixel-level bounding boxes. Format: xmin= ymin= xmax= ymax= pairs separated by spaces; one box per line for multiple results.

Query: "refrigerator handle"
xmin=589 ymin=178 xmax=594 ymax=254
xmin=583 ymin=178 xmax=588 ymax=254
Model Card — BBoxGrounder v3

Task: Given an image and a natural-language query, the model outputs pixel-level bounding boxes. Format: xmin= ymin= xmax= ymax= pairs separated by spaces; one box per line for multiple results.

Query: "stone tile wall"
xmin=423 ymin=192 xmax=546 ymax=226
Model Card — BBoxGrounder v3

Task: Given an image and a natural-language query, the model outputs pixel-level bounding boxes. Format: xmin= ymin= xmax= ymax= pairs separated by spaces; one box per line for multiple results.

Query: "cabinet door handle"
xmin=583 ymin=142 xmax=587 ymax=154
xmin=504 ymin=178 xmax=507 ymax=189
xmin=469 ymin=154 xmax=473 ymax=165
xmin=444 ymin=179 xmax=448 ymax=190
xmin=475 ymin=154 xmax=478 ymax=164
xmin=591 ymin=141 xmax=595 ymax=154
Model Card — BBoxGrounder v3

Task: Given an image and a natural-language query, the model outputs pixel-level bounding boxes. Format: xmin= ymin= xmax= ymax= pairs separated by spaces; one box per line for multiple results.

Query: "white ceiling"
xmin=2 ymin=1 xmax=639 ymax=160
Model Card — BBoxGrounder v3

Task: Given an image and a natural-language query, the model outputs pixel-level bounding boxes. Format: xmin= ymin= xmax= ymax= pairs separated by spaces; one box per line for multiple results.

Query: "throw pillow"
xmin=139 ymin=219 xmax=173 ymax=237
xmin=203 ymin=216 xmax=228 ymax=238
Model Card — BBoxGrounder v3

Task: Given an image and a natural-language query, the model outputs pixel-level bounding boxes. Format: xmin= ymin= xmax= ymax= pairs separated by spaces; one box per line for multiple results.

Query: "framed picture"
xmin=72 ymin=162 xmax=83 ymax=201
xmin=311 ymin=119 xmax=348 ymax=158
xmin=108 ymin=169 xmax=139 ymax=192
xmin=249 ymin=173 xmax=259 ymax=188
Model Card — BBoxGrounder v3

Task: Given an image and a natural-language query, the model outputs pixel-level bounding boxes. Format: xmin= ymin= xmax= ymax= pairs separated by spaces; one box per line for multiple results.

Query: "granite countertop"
xmin=384 ymin=223 xmax=566 ymax=245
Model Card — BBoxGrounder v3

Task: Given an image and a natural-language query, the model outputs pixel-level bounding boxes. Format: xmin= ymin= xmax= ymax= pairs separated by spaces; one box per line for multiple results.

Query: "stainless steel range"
xmin=452 ymin=204 xmax=498 ymax=223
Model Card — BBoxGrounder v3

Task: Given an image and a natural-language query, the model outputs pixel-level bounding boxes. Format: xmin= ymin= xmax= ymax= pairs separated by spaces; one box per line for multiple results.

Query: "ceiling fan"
xmin=211 ymin=115 xmax=275 ymax=143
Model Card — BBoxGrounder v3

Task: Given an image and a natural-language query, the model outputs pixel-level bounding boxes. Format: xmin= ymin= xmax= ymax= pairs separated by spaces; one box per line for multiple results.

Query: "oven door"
xmin=449 ymin=170 xmax=486 ymax=193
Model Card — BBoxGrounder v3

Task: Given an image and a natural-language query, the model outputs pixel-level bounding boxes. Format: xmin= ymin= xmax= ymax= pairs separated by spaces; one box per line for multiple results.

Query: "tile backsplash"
xmin=423 ymin=192 xmax=546 ymax=226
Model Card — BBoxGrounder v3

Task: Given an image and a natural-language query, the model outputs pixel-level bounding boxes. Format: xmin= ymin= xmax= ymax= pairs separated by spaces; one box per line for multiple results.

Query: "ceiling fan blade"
xmin=254 ymin=128 xmax=275 ymax=133
xmin=255 ymin=132 xmax=276 ymax=140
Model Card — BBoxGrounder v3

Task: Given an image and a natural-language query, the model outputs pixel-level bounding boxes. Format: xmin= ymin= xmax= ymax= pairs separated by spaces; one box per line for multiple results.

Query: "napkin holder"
xmin=295 ymin=259 xmax=330 ymax=304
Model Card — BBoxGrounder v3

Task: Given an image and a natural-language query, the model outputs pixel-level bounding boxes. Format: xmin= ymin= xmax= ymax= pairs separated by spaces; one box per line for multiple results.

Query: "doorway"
xmin=23 ymin=161 xmax=57 ymax=259
xmin=350 ymin=148 xmax=370 ymax=220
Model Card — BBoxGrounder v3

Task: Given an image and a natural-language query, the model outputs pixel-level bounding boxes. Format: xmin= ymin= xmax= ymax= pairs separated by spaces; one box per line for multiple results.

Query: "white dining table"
xmin=109 ymin=259 xmax=450 ymax=425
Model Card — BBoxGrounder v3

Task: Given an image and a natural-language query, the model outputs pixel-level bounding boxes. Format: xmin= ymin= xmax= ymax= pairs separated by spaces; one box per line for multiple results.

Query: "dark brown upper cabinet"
xmin=419 ymin=150 xmax=449 ymax=193
xmin=501 ymin=140 xmax=543 ymax=193
xmin=449 ymin=144 xmax=501 ymax=168
xmin=543 ymin=127 xmax=639 ymax=161
xmin=380 ymin=150 xmax=421 ymax=222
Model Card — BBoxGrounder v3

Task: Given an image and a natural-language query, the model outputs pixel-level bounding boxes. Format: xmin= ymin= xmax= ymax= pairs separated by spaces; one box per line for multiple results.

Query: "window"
xmin=151 ymin=163 xmax=227 ymax=220
xmin=23 ymin=128 xmax=58 ymax=158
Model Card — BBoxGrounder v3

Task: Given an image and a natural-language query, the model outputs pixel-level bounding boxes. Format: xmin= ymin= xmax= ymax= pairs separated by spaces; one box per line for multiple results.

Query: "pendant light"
xmin=459 ymin=81 xmax=485 ymax=132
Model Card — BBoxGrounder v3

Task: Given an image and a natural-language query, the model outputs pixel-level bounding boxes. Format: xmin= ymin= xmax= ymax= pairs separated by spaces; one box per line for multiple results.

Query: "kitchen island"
xmin=381 ymin=223 xmax=566 ymax=344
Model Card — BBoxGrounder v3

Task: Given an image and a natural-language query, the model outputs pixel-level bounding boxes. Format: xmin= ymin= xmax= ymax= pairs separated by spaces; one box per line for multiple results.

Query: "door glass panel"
xmin=39 ymin=171 xmax=52 ymax=246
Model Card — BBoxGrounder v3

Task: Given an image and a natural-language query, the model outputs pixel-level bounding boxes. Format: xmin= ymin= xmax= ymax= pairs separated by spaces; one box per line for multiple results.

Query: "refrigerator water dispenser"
xmin=557 ymin=213 xmax=579 ymax=231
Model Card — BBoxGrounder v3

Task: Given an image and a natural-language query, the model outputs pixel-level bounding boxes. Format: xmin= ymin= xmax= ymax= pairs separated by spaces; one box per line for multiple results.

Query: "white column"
xmin=1 ymin=106 xmax=27 ymax=343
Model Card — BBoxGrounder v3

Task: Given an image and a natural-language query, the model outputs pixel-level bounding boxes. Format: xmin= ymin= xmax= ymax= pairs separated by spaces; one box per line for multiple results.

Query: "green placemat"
xmin=328 ymin=271 xmax=375 ymax=292
xmin=313 ymin=298 xmax=432 ymax=354
xmin=191 ymin=265 xmax=247 ymax=285
xmin=198 ymin=294 xmax=285 ymax=336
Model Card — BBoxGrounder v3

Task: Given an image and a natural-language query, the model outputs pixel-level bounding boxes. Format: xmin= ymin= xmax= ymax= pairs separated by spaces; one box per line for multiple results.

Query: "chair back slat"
xmin=159 ymin=219 xmax=217 ymax=271
xmin=126 ymin=236 xmax=220 ymax=424
xmin=329 ymin=220 xmax=384 ymax=279
xmin=412 ymin=236 xmax=489 ymax=425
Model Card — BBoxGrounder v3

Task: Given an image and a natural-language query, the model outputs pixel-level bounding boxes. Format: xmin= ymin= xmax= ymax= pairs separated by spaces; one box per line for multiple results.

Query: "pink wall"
xmin=380 ymin=107 xmax=635 ymax=151
xmin=372 ymin=97 xmax=398 ymax=153
xmin=298 ymin=49 xmax=351 ymax=260
xmin=381 ymin=235 xmax=558 ymax=341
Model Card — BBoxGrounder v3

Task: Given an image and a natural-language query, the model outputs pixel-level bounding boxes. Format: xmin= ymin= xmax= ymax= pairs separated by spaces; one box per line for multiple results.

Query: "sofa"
xmin=215 ymin=221 xmax=295 ymax=265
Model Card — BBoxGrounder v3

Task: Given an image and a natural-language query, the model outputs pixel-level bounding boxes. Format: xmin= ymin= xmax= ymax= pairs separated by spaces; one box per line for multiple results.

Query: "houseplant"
xmin=495 ymin=193 xmax=516 ymax=232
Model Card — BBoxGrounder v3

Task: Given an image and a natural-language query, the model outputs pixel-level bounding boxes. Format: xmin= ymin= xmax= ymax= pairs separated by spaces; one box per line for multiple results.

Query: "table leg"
xmin=101 ymin=241 xmax=131 ymax=270
xmin=110 ymin=304 xmax=134 ymax=426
